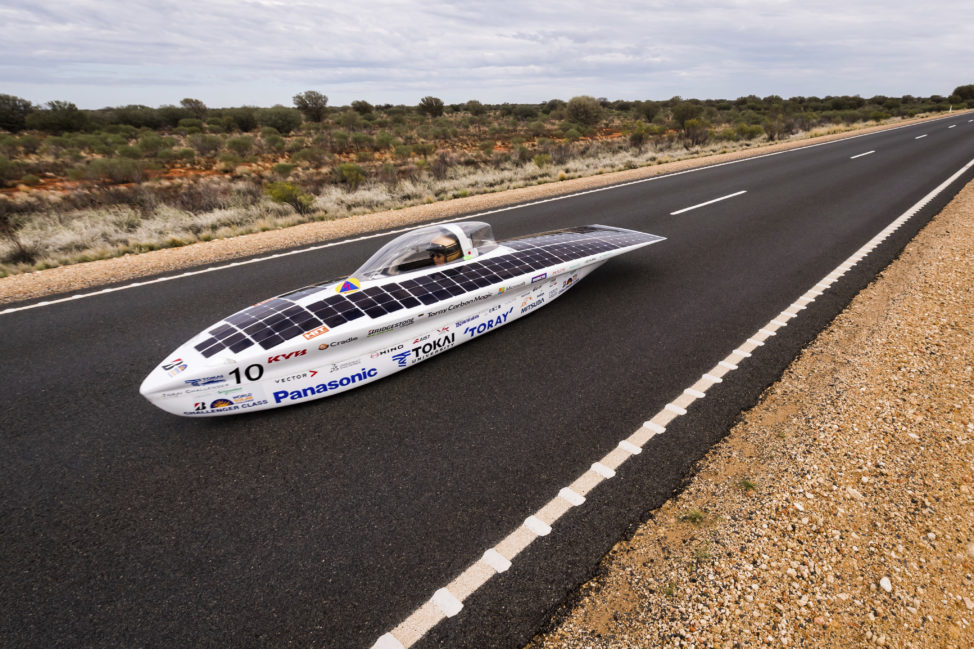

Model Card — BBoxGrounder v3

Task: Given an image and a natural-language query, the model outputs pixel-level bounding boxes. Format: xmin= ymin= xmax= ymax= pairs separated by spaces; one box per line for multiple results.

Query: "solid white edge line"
xmin=524 ymin=516 xmax=552 ymax=536
xmin=374 ymin=633 xmax=406 ymax=649
xmin=483 ymin=549 xmax=512 ymax=573
xmin=558 ymin=487 xmax=587 ymax=506
xmin=618 ymin=440 xmax=643 ymax=455
xmin=670 ymin=190 xmax=747 ymax=215
xmin=371 ymin=150 xmax=974 ymax=649
xmin=664 ymin=403 xmax=688 ymax=415
xmin=432 ymin=588 xmax=463 ymax=617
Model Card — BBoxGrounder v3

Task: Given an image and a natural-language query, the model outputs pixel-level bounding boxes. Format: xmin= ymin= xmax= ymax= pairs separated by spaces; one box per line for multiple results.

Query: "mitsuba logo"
xmin=268 ymin=349 xmax=307 ymax=363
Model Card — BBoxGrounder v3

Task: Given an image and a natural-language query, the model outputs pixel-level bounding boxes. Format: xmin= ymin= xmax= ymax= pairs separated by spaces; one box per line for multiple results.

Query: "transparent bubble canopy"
xmin=353 ymin=221 xmax=498 ymax=279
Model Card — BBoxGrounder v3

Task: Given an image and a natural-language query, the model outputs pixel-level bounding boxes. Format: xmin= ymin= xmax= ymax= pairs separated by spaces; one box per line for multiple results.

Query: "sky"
xmin=1 ymin=0 xmax=972 ymax=110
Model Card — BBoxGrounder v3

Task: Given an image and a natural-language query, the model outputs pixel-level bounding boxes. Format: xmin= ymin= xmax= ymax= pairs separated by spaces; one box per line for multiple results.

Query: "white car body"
xmin=140 ymin=221 xmax=664 ymax=416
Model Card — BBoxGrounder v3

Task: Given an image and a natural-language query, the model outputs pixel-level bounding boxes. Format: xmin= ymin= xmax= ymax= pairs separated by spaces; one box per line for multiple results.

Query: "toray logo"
xmin=462 ymin=307 xmax=513 ymax=339
xmin=268 ymin=349 xmax=307 ymax=363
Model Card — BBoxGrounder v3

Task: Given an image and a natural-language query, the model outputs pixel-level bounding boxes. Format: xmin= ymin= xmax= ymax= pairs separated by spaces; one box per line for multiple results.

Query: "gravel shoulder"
xmin=527 ymin=177 xmax=974 ymax=647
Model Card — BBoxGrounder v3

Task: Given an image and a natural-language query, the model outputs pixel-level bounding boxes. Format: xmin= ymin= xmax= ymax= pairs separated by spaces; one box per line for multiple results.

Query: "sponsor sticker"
xmin=272 ymin=368 xmax=379 ymax=403
xmin=411 ymin=333 xmax=456 ymax=362
xmin=268 ymin=349 xmax=307 ymax=363
xmin=302 ymin=325 xmax=330 ymax=340
xmin=367 ymin=318 xmax=414 ymax=338
xmin=462 ymin=307 xmax=513 ymax=339
xmin=184 ymin=375 xmax=226 ymax=387
xmin=163 ymin=359 xmax=188 ymax=376
xmin=337 ymin=278 xmax=361 ymax=294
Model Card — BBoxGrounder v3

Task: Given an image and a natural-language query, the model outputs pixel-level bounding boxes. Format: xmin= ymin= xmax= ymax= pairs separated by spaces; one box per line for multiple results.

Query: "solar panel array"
xmin=194 ymin=227 xmax=658 ymax=358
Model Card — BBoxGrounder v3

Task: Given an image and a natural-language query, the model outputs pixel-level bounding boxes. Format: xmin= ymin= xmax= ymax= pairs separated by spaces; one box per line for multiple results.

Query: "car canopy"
xmin=353 ymin=221 xmax=498 ymax=279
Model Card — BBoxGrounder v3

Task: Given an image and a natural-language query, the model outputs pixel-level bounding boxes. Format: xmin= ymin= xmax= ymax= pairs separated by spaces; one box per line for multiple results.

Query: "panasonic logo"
xmin=272 ymin=368 xmax=378 ymax=403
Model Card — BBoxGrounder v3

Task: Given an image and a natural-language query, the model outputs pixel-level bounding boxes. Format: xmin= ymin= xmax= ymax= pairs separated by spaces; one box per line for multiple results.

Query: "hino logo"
xmin=268 ymin=349 xmax=307 ymax=363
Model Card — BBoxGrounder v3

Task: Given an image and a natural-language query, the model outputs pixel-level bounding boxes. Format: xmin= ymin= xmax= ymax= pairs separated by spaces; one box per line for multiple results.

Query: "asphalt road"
xmin=2 ymin=115 xmax=972 ymax=649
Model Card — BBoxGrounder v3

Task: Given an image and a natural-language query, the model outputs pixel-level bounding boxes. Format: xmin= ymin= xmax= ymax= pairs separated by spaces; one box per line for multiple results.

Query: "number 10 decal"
xmin=229 ymin=364 xmax=264 ymax=383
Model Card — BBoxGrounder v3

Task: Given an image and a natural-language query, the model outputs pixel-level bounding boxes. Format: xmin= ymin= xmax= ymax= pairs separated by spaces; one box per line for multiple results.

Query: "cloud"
xmin=1 ymin=0 xmax=971 ymax=108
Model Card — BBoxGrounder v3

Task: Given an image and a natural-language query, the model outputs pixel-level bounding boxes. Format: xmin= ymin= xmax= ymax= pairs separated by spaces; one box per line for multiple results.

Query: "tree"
xmin=418 ymin=96 xmax=444 ymax=118
xmin=293 ymin=90 xmax=328 ymax=122
xmin=256 ymin=105 xmax=303 ymax=135
xmin=565 ymin=95 xmax=603 ymax=126
xmin=350 ymin=100 xmax=373 ymax=115
xmin=670 ymin=101 xmax=703 ymax=129
xmin=24 ymin=100 xmax=87 ymax=133
xmin=465 ymin=99 xmax=487 ymax=116
xmin=180 ymin=98 xmax=208 ymax=119
xmin=0 ymin=94 xmax=34 ymax=133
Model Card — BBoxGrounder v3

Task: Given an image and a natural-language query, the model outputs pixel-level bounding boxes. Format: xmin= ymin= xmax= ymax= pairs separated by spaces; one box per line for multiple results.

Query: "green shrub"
xmin=264 ymin=181 xmax=314 ymax=213
xmin=189 ymin=134 xmax=223 ymax=157
xmin=335 ymin=163 xmax=366 ymax=189
xmin=566 ymin=96 xmax=603 ymax=126
xmin=88 ymin=158 xmax=144 ymax=183
xmin=0 ymin=156 xmax=20 ymax=183
xmin=226 ymin=135 xmax=254 ymax=156
xmin=533 ymin=153 xmax=551 ymax=168
xmin=20 ymin=173 xmax=40 ymax=186
xmin=256 ymin=106 xmax=303 ymax=135
xmin=262 ymin=134 xmax=285 ymax=153
xmin=272 ymin=162 xmax=294 ymax=178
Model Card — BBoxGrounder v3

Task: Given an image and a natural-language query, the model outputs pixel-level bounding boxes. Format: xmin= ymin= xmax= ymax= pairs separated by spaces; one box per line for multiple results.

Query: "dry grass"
xmin=0 ymin=117 xmax=932 ymax=277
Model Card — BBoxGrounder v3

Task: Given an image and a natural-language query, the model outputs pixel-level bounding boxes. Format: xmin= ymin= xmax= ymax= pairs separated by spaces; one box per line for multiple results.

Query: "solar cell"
xmin=193 ymin=226 xmax=660 ymax=357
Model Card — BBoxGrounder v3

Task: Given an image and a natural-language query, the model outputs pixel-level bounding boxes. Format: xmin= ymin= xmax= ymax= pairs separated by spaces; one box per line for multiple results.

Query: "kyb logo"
xmin=268 ymin=349 xmax=307 ymax=363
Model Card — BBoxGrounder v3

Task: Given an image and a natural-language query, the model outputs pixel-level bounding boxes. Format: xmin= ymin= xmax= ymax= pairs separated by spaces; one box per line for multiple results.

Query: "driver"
xmin=427 ymin=234 xmax=462 ymax=265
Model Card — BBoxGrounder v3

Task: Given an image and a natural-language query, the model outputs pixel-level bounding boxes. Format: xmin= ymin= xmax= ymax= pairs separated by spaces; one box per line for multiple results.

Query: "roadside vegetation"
xmin=1 ymin=86 xmax=972 ymax=276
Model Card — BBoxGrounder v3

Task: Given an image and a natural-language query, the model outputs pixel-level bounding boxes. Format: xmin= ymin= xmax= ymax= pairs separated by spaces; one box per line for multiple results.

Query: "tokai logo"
xmin=268 ymin=349 xmax=307 ymax=363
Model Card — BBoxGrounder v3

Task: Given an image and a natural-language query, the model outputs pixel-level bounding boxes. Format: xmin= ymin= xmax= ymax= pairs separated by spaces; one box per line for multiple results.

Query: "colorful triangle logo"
xmin=337 ymin=278 xmax=361 ymax=293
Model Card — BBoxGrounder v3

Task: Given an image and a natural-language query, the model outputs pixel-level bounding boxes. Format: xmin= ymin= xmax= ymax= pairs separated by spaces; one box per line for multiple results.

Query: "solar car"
xmin=140 ymin=221 xmax=664 ymax=416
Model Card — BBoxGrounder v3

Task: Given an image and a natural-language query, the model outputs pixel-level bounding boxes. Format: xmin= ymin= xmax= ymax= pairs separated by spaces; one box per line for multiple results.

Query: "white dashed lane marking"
xmin=850 ymin=150 xmax=876 ymax=159
xmin=670 ymin=190 xmax=747 ymax=215
xmin=372 ymin=155 xmax=974 ymax=649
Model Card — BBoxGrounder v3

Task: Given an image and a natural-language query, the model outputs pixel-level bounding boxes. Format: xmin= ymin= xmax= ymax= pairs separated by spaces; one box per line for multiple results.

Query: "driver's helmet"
xmin=427 ymin=234 xmax=462 ymax=264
